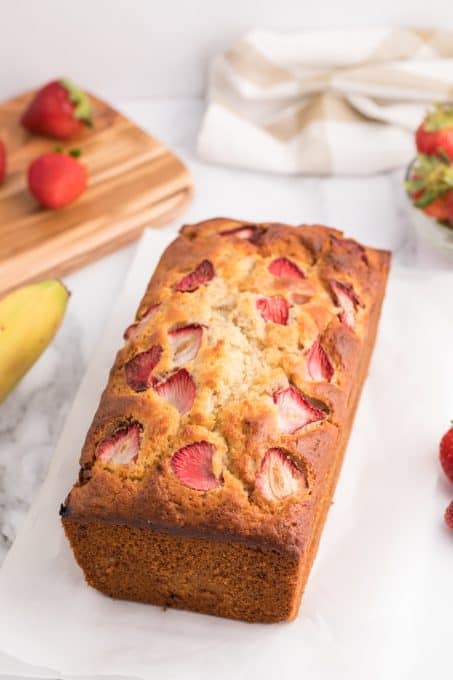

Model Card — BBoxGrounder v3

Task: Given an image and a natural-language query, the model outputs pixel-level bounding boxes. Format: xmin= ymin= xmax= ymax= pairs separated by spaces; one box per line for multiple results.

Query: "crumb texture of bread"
xmin=62 ymin=218 xmax=391 ymax=623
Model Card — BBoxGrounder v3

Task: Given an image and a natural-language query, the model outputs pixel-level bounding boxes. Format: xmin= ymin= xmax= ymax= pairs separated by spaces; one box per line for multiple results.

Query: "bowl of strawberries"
xmin=406 ymin=103 xmax=453 ymax=257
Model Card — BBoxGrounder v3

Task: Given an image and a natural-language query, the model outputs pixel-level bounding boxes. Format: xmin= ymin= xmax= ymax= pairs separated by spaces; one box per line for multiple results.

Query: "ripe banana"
xmin=0 ymin=280 xmax=69 ymax=403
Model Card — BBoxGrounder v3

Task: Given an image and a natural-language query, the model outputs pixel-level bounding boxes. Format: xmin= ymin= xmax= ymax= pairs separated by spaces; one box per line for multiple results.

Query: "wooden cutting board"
xmin=0 ymin=90 xmax=193 ymax=296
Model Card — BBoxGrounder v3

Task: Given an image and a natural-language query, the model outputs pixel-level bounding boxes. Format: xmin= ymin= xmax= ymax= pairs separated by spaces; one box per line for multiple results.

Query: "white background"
xmin=1 ymin=0 xmax=453 ymax=100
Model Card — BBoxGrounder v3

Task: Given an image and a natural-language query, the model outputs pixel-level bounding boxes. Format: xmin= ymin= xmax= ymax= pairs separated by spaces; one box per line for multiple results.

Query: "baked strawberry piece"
xmin=171 ymin=441 xmax=219 ymax=491
xmin=96 ymin=422 xmax=141 ymax=465
xmin=174 ymin=260 xmax=214 ymax=292
xmin=306 ymin=339 xmax=333 ymax=382
xmin=268 ymin=257 xmax=305 ymax=280
xmin=22 ymin=79 xmax=92 ymax=139
xmin=330 ymin=280 xmax=359 ymax=330
xmin=416 ymin=103 xmax=453 ymax=161
xmin=273 ymin=386 xmax=326 ymax=434
xmin=28 ymin=151 xmax=87 ymax=209
xmin=220 ymin=224 xmax=264 ymax=242
xmin=124 ymin=303 xmax=161 ymax=341
xmin=256 ymin=296 xmax=290 ymax=325
xmin=256 ymin=448 xmax=307 ymax=501
xmin=169 ymin=324 xmax=203 ymax=365
xmin=154 ymin=369 xmax=196 ymax=415
xmin=125 ymin=345 xmax=162 ymax=392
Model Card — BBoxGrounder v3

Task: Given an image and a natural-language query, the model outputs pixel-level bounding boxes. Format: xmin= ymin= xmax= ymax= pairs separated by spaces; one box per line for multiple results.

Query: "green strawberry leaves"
xmin=406 ymin=153 xmax=453 ymax=207
xmin=60 ymin=78 xmax=92 ymax=126
xmin=423 ymin=102 xmax=453 ymax=132
xmin=53 ymin=145 xmax=82 ymax=158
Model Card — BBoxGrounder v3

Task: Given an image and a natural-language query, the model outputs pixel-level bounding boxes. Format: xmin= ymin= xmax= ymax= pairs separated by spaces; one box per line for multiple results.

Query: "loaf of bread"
xmin=61 ymin=218 xmax=390 ymax=623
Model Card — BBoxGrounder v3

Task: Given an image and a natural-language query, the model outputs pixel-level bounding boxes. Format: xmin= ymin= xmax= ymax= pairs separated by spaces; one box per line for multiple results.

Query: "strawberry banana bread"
xmin=61 ymin=218 xmax=390 ymax=623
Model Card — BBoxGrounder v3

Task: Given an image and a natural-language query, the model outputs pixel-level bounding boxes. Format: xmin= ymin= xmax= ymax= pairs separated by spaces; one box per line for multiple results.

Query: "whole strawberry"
xmin=28 ymin=151 xmax=87 ymax=209
xmin=21 ymin=79 xmax=92 ymax=139
xmin=439 ymin=424 xmax=453 ymax=484
xmin=416 ymin=103 xmax=453 ymax=161
xmin=445 ymin=501 xmax=453 ymax=530
xmin=0 ymin=140 xmax=5 ymax=185
xmin=406 ymin=154 xmax=453 ymax=223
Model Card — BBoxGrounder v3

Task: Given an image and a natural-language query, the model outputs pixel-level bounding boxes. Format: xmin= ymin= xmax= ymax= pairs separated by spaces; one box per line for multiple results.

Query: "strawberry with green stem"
xmin=22 ymin=79 xmax=92 ymax=139
xmin=416 ymin=103 xmax=453 ymax=161
xmin=28 ymin=148 xmax=87 ymax=209
xmin=405 ymin=154 xmax=453 ymax=223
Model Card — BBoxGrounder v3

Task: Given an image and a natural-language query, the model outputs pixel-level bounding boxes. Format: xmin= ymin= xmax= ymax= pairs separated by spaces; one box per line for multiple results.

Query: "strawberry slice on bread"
xmin=273 ymin=386 xmax=326 ymax=434
xmin=330 ymin=280 xmax=359 ymax=330
xmin=154 ymin=369 xmax=196 ymax=415
xmin=175 ymin=260 xmax=214 ymax=292
xmin=125 ymin=345 xmax=162 ymax=392
xmin=171 ymin=441 xmax=219 ymax=491
xmin=124 ymin=304 xmax=161 ymax=341
xmin=256 ymin=296 xmax=290 ymax=325
xmin=256 ymin=448 xmax=307 ymax=501
xmin=169 ymin=324 xmax=203 ymax=365
xmin=306 ymin=339 xmax=334 ymax=382
xmin=268 ymin=257 xmax=305 ymax=280
xmin=97 ymin=422 xmax=141 ymax=465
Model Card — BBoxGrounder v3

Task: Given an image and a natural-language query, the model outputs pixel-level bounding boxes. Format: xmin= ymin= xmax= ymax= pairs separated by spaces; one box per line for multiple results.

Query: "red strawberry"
xmin=175 ymin=260 xmax=215 ymax=292
xmin=256 ymin=448 xmax=307 ymax=501
xmin=97 ymin=422 xmax=141 ymax=465
xmin=28 ymin=152 xmax=87 ymax=209
xmin=273 ymin=386 xmax=326 ymax=434
xmin=154 ymin=368 xmax=196 ymax=415
xmin=406 ymin=155 xmax=453 ymax=223
xmin=168 ymin=324 xmax=203 ymax=365
xmin=0 ymin=140 xmax=6 ymax=185
xmin=171 ymin=441 xmax=219 ymax=491
xmin=439 ymin=425 xmax=453 ymax=483
xmin=445 ymin=501 xmax=453 ymax=529
xmin=21 ymin=79 xmax=92 ymax=139
xmin=416 ymin=104 xmax=453 ymax=161
xmin=422 ymin=194 xmax=450 ymax=220
xmin=124 ymin=303 xmax=160 ymax=341
xmin=306 ymin=339 xmax=334 ymax=382
xmin=125 ymin=345 xmax=162 ymax=392
xmin=268 ymin=257 xmax=305 ymax=280
xmin=256 ymin=296 xmax=290 ymax=325
xmin=447 ymin=192 xmax=453 ymax=225
xmin=330 ymin=280 xmax=359 ymax=330
xmin=220 ymin=224 xmax=263 ymax=242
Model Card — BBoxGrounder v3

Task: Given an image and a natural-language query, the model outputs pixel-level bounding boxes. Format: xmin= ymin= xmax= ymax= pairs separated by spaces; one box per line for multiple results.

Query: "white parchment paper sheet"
xmin=0 ymin=227 xmax=451 ymax=679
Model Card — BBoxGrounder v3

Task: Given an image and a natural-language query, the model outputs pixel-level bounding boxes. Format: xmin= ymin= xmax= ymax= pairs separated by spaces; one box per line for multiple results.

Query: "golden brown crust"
xmin=62 ymin=218 xmax=390 ymax=620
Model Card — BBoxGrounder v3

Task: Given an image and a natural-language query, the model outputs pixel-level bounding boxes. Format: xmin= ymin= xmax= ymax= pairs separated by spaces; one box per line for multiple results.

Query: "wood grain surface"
xmin=0 ymin=90 xmax=193 ymax=295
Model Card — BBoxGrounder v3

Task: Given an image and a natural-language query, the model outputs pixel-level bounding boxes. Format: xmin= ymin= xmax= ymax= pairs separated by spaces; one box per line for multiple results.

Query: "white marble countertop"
xmin=1 ymin=96 xmax=452 ymax=565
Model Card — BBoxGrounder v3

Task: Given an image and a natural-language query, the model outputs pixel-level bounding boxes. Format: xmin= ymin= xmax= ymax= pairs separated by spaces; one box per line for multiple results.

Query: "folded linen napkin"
xmin=198 ymin=27 xmax=453 ymax=175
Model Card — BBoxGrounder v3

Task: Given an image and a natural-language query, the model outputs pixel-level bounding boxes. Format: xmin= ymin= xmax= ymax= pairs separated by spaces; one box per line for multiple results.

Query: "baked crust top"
xmin=64 ymin=218 xmax=390 ymax=556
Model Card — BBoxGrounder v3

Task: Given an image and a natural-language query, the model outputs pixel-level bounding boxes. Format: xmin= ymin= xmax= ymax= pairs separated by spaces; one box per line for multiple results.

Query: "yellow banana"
xmin=0 ymin=280 xmax=69 ymax=403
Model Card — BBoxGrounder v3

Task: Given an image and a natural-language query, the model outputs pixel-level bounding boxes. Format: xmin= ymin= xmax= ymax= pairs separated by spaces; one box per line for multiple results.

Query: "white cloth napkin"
xmin=0 ymin=227 xmax=452 ymax=679
xmin=198 ymin=27 xmax=453 ymax=175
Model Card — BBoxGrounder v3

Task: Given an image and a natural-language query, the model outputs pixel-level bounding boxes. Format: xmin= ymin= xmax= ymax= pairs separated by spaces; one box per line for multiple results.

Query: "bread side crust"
xmin=62 ymin=218 xmax=391 ymax=622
